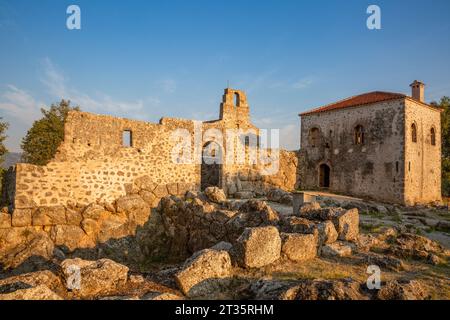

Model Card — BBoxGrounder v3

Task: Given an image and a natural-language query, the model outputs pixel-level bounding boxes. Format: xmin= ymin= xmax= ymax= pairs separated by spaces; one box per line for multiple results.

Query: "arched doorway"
xmin=201 ymin=141 xmax=223 ymax=190
xmin=319 ymin=164 xmax=330 ymax=188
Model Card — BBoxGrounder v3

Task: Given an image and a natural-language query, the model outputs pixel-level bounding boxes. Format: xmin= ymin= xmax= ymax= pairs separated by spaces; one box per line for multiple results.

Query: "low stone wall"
xmin=0 ymin=179 xmax=196 ymax=269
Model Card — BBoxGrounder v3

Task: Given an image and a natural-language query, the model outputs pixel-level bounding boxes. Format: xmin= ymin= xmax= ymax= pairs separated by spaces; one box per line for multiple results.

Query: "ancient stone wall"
xmin=404 ymin=99 xmax=442 ymax=205
xmin=299 ymin=99 xmax=406 ymax=204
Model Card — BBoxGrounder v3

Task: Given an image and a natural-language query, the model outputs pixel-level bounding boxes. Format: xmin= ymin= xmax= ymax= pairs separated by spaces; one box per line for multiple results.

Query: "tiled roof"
xmin=300 ymin=91 xmax=406 ymax=116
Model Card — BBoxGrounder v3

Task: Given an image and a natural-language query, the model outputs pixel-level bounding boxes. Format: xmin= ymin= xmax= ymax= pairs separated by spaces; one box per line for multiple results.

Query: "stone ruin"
xmin=0 ymin=88 xmax=298 ymax=257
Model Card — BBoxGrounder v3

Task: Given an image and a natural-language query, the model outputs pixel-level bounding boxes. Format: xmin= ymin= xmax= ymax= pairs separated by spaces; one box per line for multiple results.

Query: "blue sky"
xmin=1 ymin=0 xmax=450 ymax=152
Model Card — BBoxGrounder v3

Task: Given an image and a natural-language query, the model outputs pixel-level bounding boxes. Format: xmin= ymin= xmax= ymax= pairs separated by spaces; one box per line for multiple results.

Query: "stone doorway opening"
xmin=201 ymin=141 xmax=223 ymax=191
xmin=319 ymin=163 xmax=330 ymax=188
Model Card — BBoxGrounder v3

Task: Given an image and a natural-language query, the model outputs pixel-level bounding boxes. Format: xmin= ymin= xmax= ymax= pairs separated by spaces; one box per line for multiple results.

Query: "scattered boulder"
xmin=0 ymin=270 xmax=65 ymax=296
xmin=294 ymin=278 xmax=367 ymax=300
xmin=0 ymin=229 xmax=55 ymax=270
xmin=0 ymin=285 xmax=63 ymax=300
xmin=61 ymin=258 xmax=129 ymax=298
xmin=267 ymin=188 xmax=292 ymax=205
xmin=204 ymin=187 xmax=227 ymax=204
xmin=175 ymin=249 xmax=232 ymax=297
xmin=233 ymin=226 xmax=281 ymax=268
xmin=388 ymin=233 xmax=446 ymax=263
xmin=377 ymin=279 xmax=429 ymax=300
xmin=211 ymin=241 xmax=233 ymax=252
xmin=298 ymin=202 xmax=321 ymax=217
xmin=281 ymin=233 xmax=317 ymax=262
xmin=281 ymin=216 xmax=317 ymax=235
xmin=317 ymin=221 xmax=338 ymax=245
xmin=363 ymin=253 xmax=405 ymax=272
xmin=321 ymin=241 xmax=352 ymax=258
xmin=248 ymin=279 xmax=302 ymax=300
xmin=234 ymin=191 xmax=254 ymax=199
xmin=332 ymin=208 xmax=359 ymax=241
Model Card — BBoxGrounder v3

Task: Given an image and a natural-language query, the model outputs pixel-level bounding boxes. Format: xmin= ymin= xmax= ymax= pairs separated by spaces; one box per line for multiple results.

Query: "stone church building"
xmin=298 ymin=81 xmax=442 ymax=206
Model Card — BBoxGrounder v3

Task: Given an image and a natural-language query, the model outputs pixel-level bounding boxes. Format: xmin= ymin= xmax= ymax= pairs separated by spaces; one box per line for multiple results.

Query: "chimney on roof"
xmin=410 ymin=80 xmax=425 ymax=103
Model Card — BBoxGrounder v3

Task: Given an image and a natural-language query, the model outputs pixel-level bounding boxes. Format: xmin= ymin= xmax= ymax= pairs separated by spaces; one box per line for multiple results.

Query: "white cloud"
xmin=40 ymin=58 xmax=160 ymax=118
xmin=158 ymin=78 xmax=177 ymax=93
xmin=292 ymin=78 xmax=314 ymax=90
xmin=0 ymin=85 xmax=42 ymax=124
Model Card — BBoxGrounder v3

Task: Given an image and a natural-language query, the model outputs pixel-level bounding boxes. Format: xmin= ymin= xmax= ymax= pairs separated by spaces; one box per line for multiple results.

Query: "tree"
xmin=431 ymin=96 xmax=450 ymax=196
xmin=21 ymin=100 xmax=80 ymax=165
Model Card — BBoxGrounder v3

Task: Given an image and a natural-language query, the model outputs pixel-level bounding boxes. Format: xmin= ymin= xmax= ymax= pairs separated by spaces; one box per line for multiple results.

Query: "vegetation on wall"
xmin=431 ymin=96 xmax=450 ymax=196
xmin=21 ymin=100 xmax=80 ymax=166
xmin=0 ymin=117 xmax=9 ymax=196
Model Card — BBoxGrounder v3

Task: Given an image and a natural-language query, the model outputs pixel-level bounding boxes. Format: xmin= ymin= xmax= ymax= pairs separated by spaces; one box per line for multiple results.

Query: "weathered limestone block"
xmin=65 ymin=208 xmax=83 ymax=225
xmin=317 ymin=221 xmax=338 ymax=245
xmin=0 ymin=230 xmax=54 ymax=270
xmin=0 ymin=212 xmax=11 ymax=229
xmin=298 ymin=202 xmax=321 ymax=217
xmin=332 ymin=208 xmax=359 ymax=241
xmin=0 ymin=270 xmax=64 ymax=295
xmin=234 ymin=191 xmax=253 ymax=199
xmin=12 ymin=209 xmax=32 ymax=227
xmin=377 ymin=279 xmax=429 ymax=300
xmin=204 ymin=187 xmax=227 ymax=203
xmin=32 ymin=206 xmax=66 ymax=226
xmin=82 ymin=204 xmax=106 ymax=220
xmin=81 ymin=218 xmax=99 ymax=238
xmin=50 ymin=225 xmax=95 ymax=251
xmin=139 ymin=190 xmax=159 ymax=207
xmin=133 ymin=175 xmax=157 ymax=192
xmin=166 ymin=183 xmax=178 ymax=196
xmin=97 ymin=213 xmax=129 ymax=243
xmin=321 ymin=241 xmax=352 ymax=258
xmin=61 ymin=258 xmax=129 ymax=298
xmin=281 ymin=233 xmax=317 ymax=262
xmin=233 ymin=226 xmax=281 ymax=268
xmin=175 ymin=249 xmax=232 ymax=297
xmin=115 ymin=194 xmax=151 ymax=227
xmin=153 ymin=184 xmax=169 ymax=198
xmin=0 ymin=285 xmax=63 ymax=300
xmin=281 ymin=216 xmax=317 ymax=235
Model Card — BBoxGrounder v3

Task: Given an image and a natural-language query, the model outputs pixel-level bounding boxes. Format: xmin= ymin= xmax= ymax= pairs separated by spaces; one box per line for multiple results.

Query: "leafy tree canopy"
xmin=21 ymin=100 xmax=80 ymax=165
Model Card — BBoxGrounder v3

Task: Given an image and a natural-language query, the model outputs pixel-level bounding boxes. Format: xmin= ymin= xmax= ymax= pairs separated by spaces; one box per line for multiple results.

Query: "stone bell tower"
xmin=219 ymin=88 xmax=250 ymax=127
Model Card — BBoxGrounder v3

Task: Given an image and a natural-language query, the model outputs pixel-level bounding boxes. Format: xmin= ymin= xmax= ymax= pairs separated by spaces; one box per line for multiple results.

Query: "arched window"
xmin=234 ymin=92 xmax=240 ymax=107
xmin=431 ymin=127 xmax=436 ymax=146
xmin=354 ymin=125 xmax=364 ymax=145
xmin=309 ymin=127 xmax=320 ymax=147
xmin=411 ymin=123 xmax=417 ymax=143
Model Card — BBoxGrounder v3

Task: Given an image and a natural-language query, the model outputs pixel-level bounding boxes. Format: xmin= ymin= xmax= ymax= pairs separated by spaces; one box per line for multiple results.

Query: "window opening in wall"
xmin=309 ymin=127 xmax=320 ymax=147
xmin=411 ymin=123 xmax=417 ymax=143
xmin=408 ymin=161 xmax=411 ymax=172
xmin=123 ymin=130 xmax=132 ymax=147
xmin=354 ymin=125 xmax=364 ymax=145
xmin=431 ymin=127 xmax=436 ymax=146
xmin=234 ymin=92 xmax=240 ymax=107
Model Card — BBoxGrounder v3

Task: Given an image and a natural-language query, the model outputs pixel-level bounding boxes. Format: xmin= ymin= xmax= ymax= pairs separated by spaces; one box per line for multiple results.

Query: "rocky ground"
xmin=0 ymin=187 xmax=449 ymax=300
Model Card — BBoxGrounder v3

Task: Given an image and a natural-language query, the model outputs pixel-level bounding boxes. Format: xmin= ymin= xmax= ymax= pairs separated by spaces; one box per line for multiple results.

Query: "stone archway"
xmin=201 ymin=141 xmax=223 ymax=190
xmin=319 ymin=163 xmax=330 ymax=188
